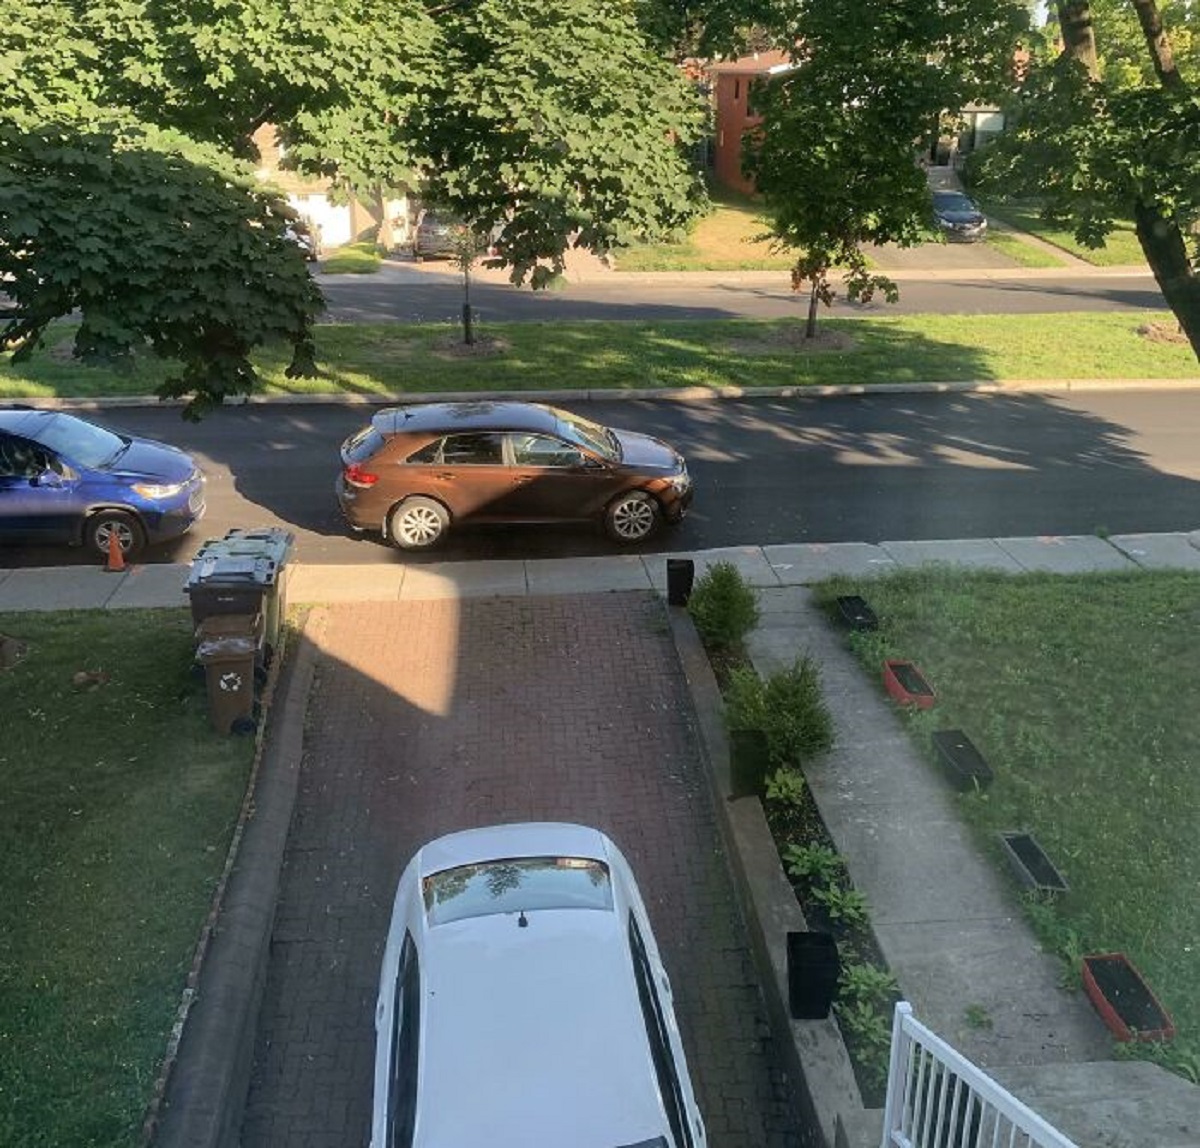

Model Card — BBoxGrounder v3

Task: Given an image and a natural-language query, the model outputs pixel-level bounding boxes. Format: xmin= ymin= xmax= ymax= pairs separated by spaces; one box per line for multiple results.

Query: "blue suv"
xmin=0 ymin=408 xmax=206 ymax=560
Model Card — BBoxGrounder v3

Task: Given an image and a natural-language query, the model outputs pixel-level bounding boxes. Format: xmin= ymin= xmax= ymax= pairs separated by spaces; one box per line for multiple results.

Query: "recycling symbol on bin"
xmin=219 ymin=671 xmax=243 ymax=692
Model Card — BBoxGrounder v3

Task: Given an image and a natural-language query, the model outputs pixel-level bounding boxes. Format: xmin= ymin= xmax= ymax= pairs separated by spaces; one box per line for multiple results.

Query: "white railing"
xmin=880 ymin=1003 xmax=1078 ymax=1148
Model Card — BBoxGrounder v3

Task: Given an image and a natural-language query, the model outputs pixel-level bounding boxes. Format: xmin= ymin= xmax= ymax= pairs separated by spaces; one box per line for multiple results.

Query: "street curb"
xmin=9 ymin=375 xmax=1200 ymax=413
xmin=151 ymin=608 xmax=327 ymax=1148
xmin=667 ymin=606 xmax=876 ymax=1148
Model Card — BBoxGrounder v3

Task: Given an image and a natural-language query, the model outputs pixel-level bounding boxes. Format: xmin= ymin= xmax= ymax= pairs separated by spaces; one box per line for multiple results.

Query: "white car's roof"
xmin=410 ymin=824 xmax=670 ymax=1148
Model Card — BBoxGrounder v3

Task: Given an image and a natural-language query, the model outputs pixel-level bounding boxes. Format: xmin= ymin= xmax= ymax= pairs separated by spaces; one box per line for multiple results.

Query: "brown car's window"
xmin=438 ymin=433 xmax=505 ymax=465
xmin=510 ymin=434 xmax=586 ymax=468
xmin=405 ymin=440 xmax=442 ymax=464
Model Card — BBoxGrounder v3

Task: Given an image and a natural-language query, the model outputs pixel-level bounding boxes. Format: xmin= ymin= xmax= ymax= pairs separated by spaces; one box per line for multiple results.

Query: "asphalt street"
xmin=318 ymin=265 xmax=1167 ymax=324
xmin=3 ymin=390 xmax=1196 ymax=568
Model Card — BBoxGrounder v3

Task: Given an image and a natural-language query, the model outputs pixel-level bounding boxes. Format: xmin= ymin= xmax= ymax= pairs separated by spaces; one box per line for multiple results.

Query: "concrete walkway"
xmin=4 ymin=531 xmax=1198 ymax=614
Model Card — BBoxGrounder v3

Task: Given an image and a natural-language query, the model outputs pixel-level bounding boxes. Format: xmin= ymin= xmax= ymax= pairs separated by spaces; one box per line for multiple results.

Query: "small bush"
xmin=724 ymin=655 xmax=834 ymax=765
xmin=764 ymin=768 xmax=807 ymax=808
xmin=688 ymin=561 xmax=760 ymax=649
xmin=784 ymin=842 xmax=844 ymax=884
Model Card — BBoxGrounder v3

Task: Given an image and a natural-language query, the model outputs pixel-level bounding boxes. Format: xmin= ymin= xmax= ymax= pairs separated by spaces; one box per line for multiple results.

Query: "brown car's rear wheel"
xmin=389 ymin=497 xmax=450 ymax=550
xmin=604 ymin=491 xmax=660 ymax=544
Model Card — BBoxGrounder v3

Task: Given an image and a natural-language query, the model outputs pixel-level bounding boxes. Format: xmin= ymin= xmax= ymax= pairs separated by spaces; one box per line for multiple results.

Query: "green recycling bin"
xmin=185 ymin=527 xmax=294 ymax=663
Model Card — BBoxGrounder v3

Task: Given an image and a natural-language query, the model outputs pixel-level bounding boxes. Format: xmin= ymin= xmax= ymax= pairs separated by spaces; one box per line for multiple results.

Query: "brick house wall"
xmin=709 ymin=50 xmax=792 ymax=195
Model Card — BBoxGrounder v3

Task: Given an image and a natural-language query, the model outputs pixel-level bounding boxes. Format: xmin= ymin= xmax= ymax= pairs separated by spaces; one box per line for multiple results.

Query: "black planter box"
xmin=787 ymin=931 xmax=840 ymax=1020
xmin=998 ymin=831 xmax=1070 ymax=895
xmin=931 ymin=729 xmax=993 ymax=792
xmin=666 ymin=558 xmax=695 ymax=607
xmin=729 ymin=728 xmax=771 ymax=799
xmin=835 ymin=594 xmax=878 ymax=632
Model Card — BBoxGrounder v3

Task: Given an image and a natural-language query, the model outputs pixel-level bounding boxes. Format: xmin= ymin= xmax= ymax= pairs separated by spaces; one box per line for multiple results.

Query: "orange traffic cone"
xmin=104 ymin=528 xmax=126 ymax=574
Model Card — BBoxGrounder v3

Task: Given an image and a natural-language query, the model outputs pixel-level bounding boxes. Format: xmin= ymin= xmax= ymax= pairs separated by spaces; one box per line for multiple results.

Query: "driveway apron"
xmin=240 ymin=593 xmax=807 ymax=1148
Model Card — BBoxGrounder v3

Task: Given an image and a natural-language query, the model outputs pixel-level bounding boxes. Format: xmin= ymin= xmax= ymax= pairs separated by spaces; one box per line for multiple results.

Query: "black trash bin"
xmin=787 ymin=931 xmax=841 ymax=1020
xmin=666 ymin=558 xmax=695 ymax=607
xmin=185 ymin=527 xmax=294 ymax=663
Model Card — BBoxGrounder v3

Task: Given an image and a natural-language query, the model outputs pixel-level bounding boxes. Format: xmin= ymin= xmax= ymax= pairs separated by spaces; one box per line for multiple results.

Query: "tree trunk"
xmin=806 ymin=279 xmax=819 ymax=338
xmin=376 ymin=187 xmax=396 ymax=251
xmin=1134 ymin=198 xmax=1200 ymax=360
xmin=1129 ymin=0 xmax=1184 ymax=90
xmin=1057 ymin=2 xmax=1100 ymax=78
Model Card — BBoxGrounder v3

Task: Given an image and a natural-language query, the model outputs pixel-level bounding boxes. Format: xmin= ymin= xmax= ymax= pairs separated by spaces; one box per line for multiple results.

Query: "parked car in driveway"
xmin=372 ymin=822 xmax=707 ymax=1148
xmin=412 ymin=210 xmax=462 ymax=261
xmin=0 ymin=407 xmax=205 ymax=559
xmin=932 ymin=190 xmax=989 ymax=242
xmin=336 ymin=400 xmax=693 ymax=550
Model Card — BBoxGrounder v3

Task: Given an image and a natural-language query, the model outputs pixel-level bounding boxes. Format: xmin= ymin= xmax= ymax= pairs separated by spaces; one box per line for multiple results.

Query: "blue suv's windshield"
xmin=31 ymin=413 xmax=126 ymax=468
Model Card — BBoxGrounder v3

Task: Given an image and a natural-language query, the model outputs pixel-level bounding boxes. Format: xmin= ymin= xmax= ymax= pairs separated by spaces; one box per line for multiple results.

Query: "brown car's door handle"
xmin=512 ymin=473 xmax=535 ymax=485
xmin=436 ymin=472 xmax=456 ymax=480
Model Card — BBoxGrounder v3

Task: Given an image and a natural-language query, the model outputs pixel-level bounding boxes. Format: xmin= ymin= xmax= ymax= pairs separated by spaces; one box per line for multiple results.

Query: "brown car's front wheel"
xmin=388 ymin=497 xmax=450 ymax=550
xmin=604 ymin=491 xmax=660 ymax=544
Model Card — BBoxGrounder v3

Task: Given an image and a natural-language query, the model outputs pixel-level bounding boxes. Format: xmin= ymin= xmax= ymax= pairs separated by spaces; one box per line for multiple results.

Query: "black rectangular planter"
xmin=931 ymin=729 xmax=993 ymax=792
xmin=998 ymin=831 xmax=1070 ymax=895
xmin=835 ymin=594 xmax=878 ymax=632
xmin=787 ymin=931 xmax=840 ymax=1020
xmin=729 ymin=728 xmax=771 ymax=799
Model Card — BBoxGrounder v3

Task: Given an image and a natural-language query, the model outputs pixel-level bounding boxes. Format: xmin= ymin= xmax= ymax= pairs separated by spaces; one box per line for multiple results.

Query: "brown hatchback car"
xmin=336 ymin=401 xmax=693 ymax=550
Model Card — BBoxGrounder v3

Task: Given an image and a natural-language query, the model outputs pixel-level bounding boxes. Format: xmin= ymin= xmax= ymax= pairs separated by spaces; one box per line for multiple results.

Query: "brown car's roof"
xmin=374 ymin=401 xmax=561 ymax=437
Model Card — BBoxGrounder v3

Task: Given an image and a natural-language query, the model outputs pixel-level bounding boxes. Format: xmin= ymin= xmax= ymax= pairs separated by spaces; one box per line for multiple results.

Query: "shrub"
xmin=688 ymin=561 xmax=760 ymax=649
xmin=764 ymin=768 xmax=807 ymax=808
xmin=724 ymin=655 xmax=834 ymax=766
xmin=784 ymin=842 xmax=844 ymax=884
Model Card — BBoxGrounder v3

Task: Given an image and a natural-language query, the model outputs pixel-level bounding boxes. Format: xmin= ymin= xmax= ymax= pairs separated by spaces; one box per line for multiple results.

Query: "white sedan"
xmin=371 ymin=822 xmax=708 ymax=1148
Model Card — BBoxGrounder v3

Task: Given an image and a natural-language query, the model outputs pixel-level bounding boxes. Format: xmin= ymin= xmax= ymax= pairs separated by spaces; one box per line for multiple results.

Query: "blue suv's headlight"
xmin=131 ymin=481 xmax=187 ymax=499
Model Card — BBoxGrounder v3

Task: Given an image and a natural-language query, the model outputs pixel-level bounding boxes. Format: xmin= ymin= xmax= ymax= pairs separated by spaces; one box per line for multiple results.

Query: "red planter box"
xmin=882 ymin=659 xmax=936 ymax=709
xmin=1082 ymin=953 xmax=1175 ymax=1043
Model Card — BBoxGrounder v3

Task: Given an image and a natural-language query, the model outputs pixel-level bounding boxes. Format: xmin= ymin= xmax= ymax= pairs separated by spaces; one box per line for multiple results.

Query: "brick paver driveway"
xmin=241 ymin=593 xmax=808 ymax=1147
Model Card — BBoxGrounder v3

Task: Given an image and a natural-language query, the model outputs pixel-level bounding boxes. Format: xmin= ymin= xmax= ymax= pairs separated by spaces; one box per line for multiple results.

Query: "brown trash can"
xmin=196 ymin=615 xmax=261 ymax=735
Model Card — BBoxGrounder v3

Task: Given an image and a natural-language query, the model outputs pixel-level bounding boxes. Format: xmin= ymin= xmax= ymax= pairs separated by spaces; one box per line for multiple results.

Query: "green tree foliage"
xmin=743 ymin=0 xmax=1030 ymax=337
xmin=972 ymin=1 xmax=1200 ymax=361
xmin=0 ymin=0 xmax=705 ymax=412
xmin=413 ymin=0 xmax=705 ymax=287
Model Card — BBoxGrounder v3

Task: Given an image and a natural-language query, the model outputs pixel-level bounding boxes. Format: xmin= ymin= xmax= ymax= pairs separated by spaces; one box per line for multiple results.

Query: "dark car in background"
xmin=932 ymin=190 xmax=989 ymax=243
xmin=336 ymin=401 xmax=692 ymax=550
xmin=412 ymin=210 xmax=462 ymax=261
xmin=0 ymin=408 xmax=205 ymax=559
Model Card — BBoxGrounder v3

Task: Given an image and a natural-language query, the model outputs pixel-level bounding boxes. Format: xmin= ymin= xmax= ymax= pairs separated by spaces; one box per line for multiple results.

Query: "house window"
xmin=734 ymin=79 xmax=741 ymax=102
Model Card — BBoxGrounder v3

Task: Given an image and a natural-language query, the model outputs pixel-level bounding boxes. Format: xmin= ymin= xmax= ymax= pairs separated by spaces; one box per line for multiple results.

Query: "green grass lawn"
xmin=615 ymin=188 xmax=796 ymax=271
xmin=981 ymin=229 xmax=1067 ymax=269
xmin=2 ymin=311 xmax=1195 ymax=403
xmin=980 ymin=200 xmax=1147 ymax=267
xmin=813 ymin=569 xmax=1200 ymax=1081
xmin=319 ymin=241 xmax=382 ymax=274
xmin=0 ymin=611 xmax=254 ymax=1147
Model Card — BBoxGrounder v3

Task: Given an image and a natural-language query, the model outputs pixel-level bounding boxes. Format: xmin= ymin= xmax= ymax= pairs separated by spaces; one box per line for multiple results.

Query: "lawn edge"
xmin=149 ymin=608 xmax=328 ymax=1148
xmin=5 ymin=375 xmax=1199 ymax=413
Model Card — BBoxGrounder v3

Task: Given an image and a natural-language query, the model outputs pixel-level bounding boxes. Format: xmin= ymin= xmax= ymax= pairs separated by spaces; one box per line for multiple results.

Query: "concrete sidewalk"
xmin=3 ymin=531 xmax=1199 ymax=613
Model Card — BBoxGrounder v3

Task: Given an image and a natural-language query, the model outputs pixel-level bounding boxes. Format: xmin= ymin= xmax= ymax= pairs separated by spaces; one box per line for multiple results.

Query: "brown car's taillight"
xmin=344 ymin=462 xmax=379 ymax=488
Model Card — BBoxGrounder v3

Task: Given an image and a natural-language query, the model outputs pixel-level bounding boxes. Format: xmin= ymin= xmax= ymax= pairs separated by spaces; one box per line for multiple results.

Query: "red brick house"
xmin=708 ymin=49 xmax=1012 ymax=194
xmin=708 ymin=50 xmax=793 ymax=195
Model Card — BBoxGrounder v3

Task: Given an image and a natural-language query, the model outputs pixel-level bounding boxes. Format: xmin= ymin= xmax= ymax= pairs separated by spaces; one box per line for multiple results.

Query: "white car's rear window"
xmin=423 ymin=856 xmax=613 ymax=925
